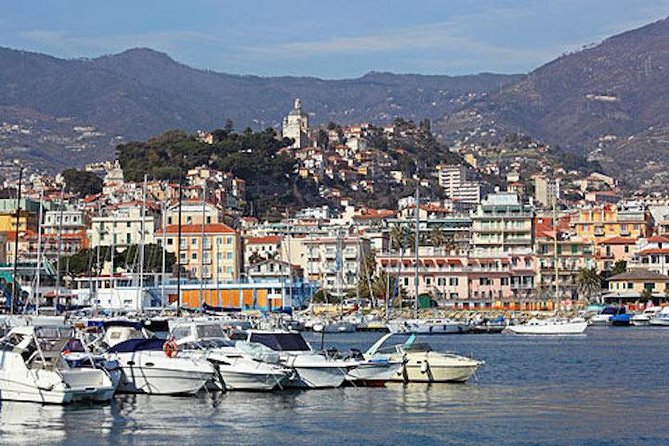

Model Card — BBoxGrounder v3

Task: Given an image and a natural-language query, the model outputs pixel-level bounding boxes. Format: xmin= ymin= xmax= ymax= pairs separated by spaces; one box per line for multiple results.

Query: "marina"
xmin=0 ymin=328 xmax=667 ymax=446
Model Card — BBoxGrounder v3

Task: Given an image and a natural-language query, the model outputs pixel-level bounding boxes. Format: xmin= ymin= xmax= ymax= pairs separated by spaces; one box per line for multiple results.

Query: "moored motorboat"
xmin=0 ymin=326 xmax=116 ymax=404
xmin=171 ymin=321 xmax=291 ymax=391
xmin=649 ymin=307 xmax=669 ymax=326
xmin=364 ymin=333 xmax=482 ymax=383
xmin=631 ymin=307 xmax=662 ymax=326
xmin=246 ymin=330 xmax=351 ymax=388
xmin=386 ymin=318 xmax=470 ymax=335
xmin=106 ymin=338 xmax=215 ymax=395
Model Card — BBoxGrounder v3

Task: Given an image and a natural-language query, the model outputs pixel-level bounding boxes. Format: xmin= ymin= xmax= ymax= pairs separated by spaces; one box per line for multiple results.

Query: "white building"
xmin=436 ymin=164 xmax=481 ymax=204
xmin=90 ymin=205 xmax=156 ymax=248
xmin=282 ymin=98 xmax=309 ymax=149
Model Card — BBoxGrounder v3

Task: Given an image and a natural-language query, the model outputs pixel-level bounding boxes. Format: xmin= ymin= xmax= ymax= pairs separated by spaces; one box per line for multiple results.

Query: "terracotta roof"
xmin=647 ymin=235 xmax=669 ymax=243
xmin=160 ymin=223 xmax=236 ymax=235
xmin=638 ymin=248 xmax=669 ymax=256
xmin=600 ymin=236 xmax=637 ymax=245
xmin=245 ymin=235 xmax=281 ymax=245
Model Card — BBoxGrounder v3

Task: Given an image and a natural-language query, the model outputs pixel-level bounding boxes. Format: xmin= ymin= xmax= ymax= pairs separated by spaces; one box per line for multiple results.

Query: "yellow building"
xmin=571 ymin=205 xmax=651 ymax=242
xmin=159 ymin=223 xmax=240 ymax=281
xmin=606 ymin=269 xmax=669 ymax=300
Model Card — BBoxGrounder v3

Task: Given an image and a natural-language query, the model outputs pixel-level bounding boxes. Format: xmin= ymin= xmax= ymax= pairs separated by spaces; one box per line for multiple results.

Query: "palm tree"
xmin=389 ymin=225 xmax=409 ymax=252
xmin=577 ymin=267 xmax=602 ymax=302
xmin=430 ymin=228 xmax=446 ymax=247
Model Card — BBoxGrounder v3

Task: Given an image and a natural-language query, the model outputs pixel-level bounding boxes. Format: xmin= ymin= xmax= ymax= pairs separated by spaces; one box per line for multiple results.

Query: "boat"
xmin=631 ymin=307 xmax=662 ymax=326
xmin=589 ymin=306 xmax=628 ymax=326
xmin=245 ymin=330 xmax=351 ymax=388
xmin=341 ymin=350 xmax=404 ymax=387
xmin=386 ymin=318 xmax=470 ymax=335
xmin=650 ymin=307 xmax=669 ymax=327
xmin=170 ymin=321 xmax=291 ymax=391
xmin=106 ymin=338 xmax=215 ymax=395
xmin=364 ymin=333 xmax=483 ymax=383
xmin=505 ymin=317 xmax=588 ymax=335
xmin=0 ymin=326 xmax=116 ymax=404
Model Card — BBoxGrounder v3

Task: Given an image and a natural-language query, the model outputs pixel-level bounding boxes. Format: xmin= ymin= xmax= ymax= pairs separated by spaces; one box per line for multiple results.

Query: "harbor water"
xmin=1 ymin=327 xmax=668 ymax=446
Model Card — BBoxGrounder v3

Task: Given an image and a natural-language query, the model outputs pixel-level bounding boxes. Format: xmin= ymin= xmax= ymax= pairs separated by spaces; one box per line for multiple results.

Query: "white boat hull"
xmin=506 ymin=321 xmax=588 ymax=335
xmin=289 ymin=366 xmax=347 ymax=388
xmin=346 ymin=360 xmax=403 ymax=386
xmin=113 ymin=352 xmax=214 ymax=395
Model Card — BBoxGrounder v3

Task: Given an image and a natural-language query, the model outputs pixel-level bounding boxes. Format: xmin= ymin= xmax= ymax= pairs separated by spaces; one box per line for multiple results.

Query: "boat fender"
xmin=163 ymin=338 xmax=178 ymax=358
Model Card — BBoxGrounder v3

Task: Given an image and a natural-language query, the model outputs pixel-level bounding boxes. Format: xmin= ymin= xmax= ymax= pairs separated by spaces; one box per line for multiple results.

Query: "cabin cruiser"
xmin=650 ymin=306 xmax=669 ymax=326
xmin=364 ymin=333 xmax=482 ymax=383
xmin=589 ymin=307 xmax=628 ymax=326
xmin=170 ymin=321 xmax=291 ymax=391
xmin=106 ymin=338 xmax=215 ymax=395
xmin=631 ymin=307 xmax=662 ymax=326
xmin=245 ymin=330 xmax=351 ymax=388
xmin=386 ymin=318 xmax=470 ymax=335
xmin=0 ymin=326 xmax=116 ymax=404
xmin=505 ymin=317 xmax=588 ymax=335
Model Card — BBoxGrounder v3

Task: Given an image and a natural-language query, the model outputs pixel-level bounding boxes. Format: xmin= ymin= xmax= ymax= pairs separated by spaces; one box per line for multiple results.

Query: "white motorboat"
xmin=631 ymin=307 xmax=662 ymax=326
xmin=650 ymin=307 xmax=669 ymax=326
xmin=343 ymin=353 xmax=404 ymax=386
xmin=505 ymin=318 xmax=588 ymax=335
xmin=171 ymin=321 xmax=291 ymax=391
xmin=386 ymin=318 xmax=470 ymax=335
xmin=246 ymin=330 xmax=351 ymax=388
xmin=0 ymin=326 xmax=116 ymax=404
xmin=106 ymin=338 xmax=215 ymax=395
xmin=365 ymin=333 xmax=482 ymax=383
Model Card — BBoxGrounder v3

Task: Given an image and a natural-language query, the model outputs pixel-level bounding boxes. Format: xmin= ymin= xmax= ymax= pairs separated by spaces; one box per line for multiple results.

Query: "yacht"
xmin=245 ymin=330 xmax=351 ymax=388
xmin=106 ymin=338 xmax=215 ymax=395
xmin=364 ymin=333 xmax=482 ymax=383
xmin=589 ymin=307 xmax=628 ymax=326
xmin=386 ymin=318 xmax=470 ymax=335
xmin=631 ymin=307 xmax=662 ymax=326
xmin=505 ymin=317 xmax=588 ymax=335
xmin=650 ymin=307 xmax=669 ymax=326
xmin=170 ymin=321 xmax=291 ymax=391
xmin=0 ymin=326 xmax=116 ymax=404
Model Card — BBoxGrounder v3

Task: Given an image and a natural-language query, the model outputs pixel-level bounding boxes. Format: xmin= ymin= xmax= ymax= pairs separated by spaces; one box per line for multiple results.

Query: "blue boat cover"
xmin=108 ymin=338 xmax=165 ymax=353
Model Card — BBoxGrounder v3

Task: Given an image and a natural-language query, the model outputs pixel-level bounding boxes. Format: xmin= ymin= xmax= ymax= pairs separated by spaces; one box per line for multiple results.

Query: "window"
xmin=187 ymin=216 xmax=192 ymax=224
xmin=627 ymin=282 xmax=633 ymax=289
xmin=501 ymin=277 xmax=509 ymax=286
xmin=126 ymin=233 xmax=131 ymax=244
xmin=167 ymin=238 xmax=173 ymax=246
xmin=126 ymin=222 xmax=131 ymax=228
xmin=226 ymin=237 xmax=233 ymax=245
xmin=206 ymin=216 xmax=212 ymax=224
xmin=624 ymin=246 xmax=629 ymax=253
xmin=191 ymin=253 xmax=198 ymax=260
xmin=191 ymin=238 xmax=197 ymax=246
xmin=167 ymin=217 xmax=173 ymax=225
xmin=227 ymin=252 xmax=233 ymax=260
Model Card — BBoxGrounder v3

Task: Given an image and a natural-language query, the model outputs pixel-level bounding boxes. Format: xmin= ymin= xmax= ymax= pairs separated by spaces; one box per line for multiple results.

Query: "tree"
xmin=611 ymin=260 xmax=627 ymax=276
xmin=577 ymin=268 xmax=602 ymax=302
xmin=389 ymin=225 xmax=409 ymax=252
xmin=61 ymin=169 xmax=103 ymax=196
xmin=317 ymin=129 xmax=329 ymax=149
xmin=248 ymin=251 xmax=265 ymax=265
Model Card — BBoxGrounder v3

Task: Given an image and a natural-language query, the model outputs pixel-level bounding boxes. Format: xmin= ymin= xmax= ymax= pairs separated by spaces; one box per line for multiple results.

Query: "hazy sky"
xmin=2 ymin=0 xmax=668 ymax=78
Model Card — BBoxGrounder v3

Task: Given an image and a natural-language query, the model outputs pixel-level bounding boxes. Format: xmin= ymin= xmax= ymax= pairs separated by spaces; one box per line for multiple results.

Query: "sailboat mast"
xmin=414 ymin=183 xmax=420 ymax=316
xmin=199 ymin=182 xmax=206 ymax=310
xmin=35 ymin=189 xmax=43 ymax=314
xmin=553 ymin=179 xmax=559 ymax=310
xmin=138 ymin=174 xmax=147 ymax=312
xmin=54 ymin=182 xmax=65 ymax=311
xmin=176 ymin=170 xmax=184 ymax=316
xmin=161 ymin=201 xmax=166 ymax=307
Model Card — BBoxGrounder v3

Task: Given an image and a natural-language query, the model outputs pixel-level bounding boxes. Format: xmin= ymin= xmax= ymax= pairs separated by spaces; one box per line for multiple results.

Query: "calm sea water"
xmin=1 ymin=327 xmax=668 ymax=446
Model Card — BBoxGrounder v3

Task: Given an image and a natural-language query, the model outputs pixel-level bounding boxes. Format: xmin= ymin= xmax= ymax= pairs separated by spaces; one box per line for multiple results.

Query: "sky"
xmin=1 ymin=0 xmax=668 ymax=78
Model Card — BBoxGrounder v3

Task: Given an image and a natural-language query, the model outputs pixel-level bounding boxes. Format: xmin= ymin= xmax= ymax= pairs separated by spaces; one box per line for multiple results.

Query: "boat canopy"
xmin=108 ymin=338 xmax=165 ymax=353
xmin=248 ymin=332 xmax=310 ymax=352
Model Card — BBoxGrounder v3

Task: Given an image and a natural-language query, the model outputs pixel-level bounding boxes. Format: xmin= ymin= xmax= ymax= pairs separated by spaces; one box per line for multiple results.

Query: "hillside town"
xmin=1 ymin=98 xmax=668 ymax=315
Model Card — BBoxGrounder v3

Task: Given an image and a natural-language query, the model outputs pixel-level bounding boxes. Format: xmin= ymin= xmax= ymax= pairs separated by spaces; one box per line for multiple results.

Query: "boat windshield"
xmin=601 ymin=307 xmax=625 ymax=315
xmin=402 ymin=342 xmax=433 ymax=353
xmin=249 ymin=333 xmax=310 ymax=352
xmin=196 ymin=324 xmax=226 ymax=339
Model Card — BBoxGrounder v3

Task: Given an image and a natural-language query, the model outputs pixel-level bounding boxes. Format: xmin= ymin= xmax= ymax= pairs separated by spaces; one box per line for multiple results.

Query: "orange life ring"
xmin=163 ymin=339 xmax=178 ymax=358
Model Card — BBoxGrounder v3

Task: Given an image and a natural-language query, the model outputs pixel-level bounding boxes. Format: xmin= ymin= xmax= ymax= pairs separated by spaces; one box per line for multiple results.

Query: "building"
xmin=90 ymin=205 xmax=156 ymax=249
xmin=0 ymin=198 xmax=40 ymax=233
xmin=471 ymin=192 xmax=534 ymax=257
xmin=595 ymin=236 xmax=638 ymax=272
xmin=630 ymin=235 xmax=669 ymax=275
xmin=159 ymin=223 xmax=239 ymax=281
xmin=164 ymin=201 xmax=220 ymax=226
xmin=533 ymin=175 xmax=559 ymax=208
xmin=606 ymin=269 xmax=669 ymax=301
xmin=244 ymin=235 xmax=282 ymax=266
xmin=572 ymin=204 xmax=652 ymax=242
xmin=436 ymin=164 xmax=481 ymax=204
xmin=282 ymin=98 xmax=309 ymax=149
xmin=246 ymin=258 xmax=302 ymax=281
xmin=534 ymin=217 xmax=595 ymax=299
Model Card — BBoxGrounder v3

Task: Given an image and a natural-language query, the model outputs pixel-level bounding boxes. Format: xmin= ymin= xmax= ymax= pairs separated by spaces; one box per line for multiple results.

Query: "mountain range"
xmin=1 ymin=16 xmax=669 ymax=185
